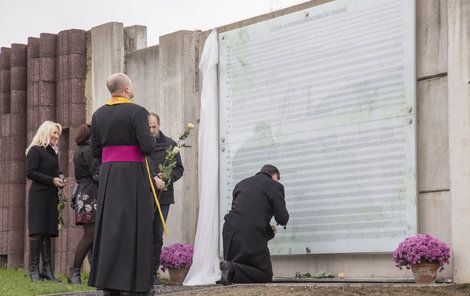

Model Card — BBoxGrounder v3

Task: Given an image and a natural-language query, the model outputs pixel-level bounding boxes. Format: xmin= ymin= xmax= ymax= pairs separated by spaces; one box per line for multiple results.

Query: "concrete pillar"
xmin=448 ymin=0 xmax=470 ymax=284
xmin=126 ymin=45 xmax=160 ymax=112
xmin=158 ymin=31 xmax=199 ymax=245
xmin=91 ymin=22 xmax=125 ymax=111
xmin=124 ymin=25 xmax=147 ymax=53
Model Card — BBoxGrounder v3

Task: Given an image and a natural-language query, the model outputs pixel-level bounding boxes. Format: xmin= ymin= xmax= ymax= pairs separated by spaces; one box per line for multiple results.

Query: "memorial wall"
xmin=218 ymin=0 xmax=417 ymax=255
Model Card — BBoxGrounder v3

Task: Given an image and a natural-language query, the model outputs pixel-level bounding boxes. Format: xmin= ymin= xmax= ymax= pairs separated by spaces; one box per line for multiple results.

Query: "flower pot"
xmin=168 ymin=267 xmax=190 ymax=285
xmin=411 ymin=262 xmax=439 ymax=284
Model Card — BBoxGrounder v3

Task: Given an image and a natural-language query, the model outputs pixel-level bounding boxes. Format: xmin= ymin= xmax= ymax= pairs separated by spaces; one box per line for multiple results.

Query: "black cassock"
xmin=222 ymin=171 xmax=289 ymax=283
xmin=88 ymin=102 xmax=154 ymax=293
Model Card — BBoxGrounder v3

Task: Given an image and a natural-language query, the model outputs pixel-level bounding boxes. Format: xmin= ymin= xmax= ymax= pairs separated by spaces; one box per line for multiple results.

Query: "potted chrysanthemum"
xmin=393 ymin=234 xmax=451 ymax=284
xmin=160 ymin=243 xmax=194 ymax=285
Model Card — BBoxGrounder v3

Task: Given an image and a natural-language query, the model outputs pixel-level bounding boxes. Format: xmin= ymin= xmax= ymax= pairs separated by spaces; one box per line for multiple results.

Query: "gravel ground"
xmin=43 ymin=283 xmax=470 ymax=296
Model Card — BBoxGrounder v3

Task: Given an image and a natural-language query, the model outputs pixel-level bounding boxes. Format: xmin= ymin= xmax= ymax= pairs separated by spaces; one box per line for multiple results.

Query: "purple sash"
xmin=102 ymin=146 xmax=145 ymax=163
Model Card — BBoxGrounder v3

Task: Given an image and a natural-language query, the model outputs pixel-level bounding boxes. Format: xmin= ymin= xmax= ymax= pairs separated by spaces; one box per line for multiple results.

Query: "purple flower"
xmin=160 ymin=243 xmax=194 ymax=269
xmin=393 ymin=234 xmax=451 ymax=272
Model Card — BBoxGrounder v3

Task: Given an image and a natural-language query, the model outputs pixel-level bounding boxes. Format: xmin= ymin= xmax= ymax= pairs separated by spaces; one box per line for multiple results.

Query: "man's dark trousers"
xmin=153 ymin=205 xmax=170 ymax=274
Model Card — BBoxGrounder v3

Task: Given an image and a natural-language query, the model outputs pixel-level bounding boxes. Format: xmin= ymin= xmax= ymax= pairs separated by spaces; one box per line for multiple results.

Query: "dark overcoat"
xmin=222 ymin=171 xmax=289 ymax=279
xmin=26 ymin=145 xmax=60 ymax=237
xmin=88 ymin=102 xmax=154 ymax=293
xmin=148 ymin=131 xmax=184 ymax=205
xmin=72 ymin=143 xmax=100 ymax=224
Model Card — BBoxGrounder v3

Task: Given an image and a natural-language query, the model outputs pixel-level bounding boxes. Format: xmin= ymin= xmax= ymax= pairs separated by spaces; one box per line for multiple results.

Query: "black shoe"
xmin=67 ymin=267 xmax=81 ymax=284
xmin=29 ymin=239 xmax=42 ymax=282
xmin=102 ymin=289 xmax=120 ymax=296
xmin=40 ymin=237 xmax=60 ymax=282
xmin=121 ymin=290 xmax=155 ymax=296
xmin=218 ymin=260 xmax=233 ymax=285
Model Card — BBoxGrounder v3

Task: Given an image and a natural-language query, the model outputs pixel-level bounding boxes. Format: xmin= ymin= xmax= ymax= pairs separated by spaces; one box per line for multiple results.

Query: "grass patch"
xmin=0 ymin=268 xmax=95 ymax=296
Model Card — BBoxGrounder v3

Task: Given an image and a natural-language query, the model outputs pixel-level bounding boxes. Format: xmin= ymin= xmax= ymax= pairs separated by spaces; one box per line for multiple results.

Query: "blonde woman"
xmin=26 ymin=121 xmax=65 ymax=282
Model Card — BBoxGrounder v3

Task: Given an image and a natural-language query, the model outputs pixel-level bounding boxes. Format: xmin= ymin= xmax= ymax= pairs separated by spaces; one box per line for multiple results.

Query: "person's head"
xmin=260 ymin=164 xmax=280 ymax=181
xmin=106 ymin=73 xmax=134 ymax=99
xmin=148 ymin=112 xmax=160 ymax=138
xmin=26 ymin=121 xmax=62 ymax=155
xmin=75 ymin=124 xmax=91 ymax=145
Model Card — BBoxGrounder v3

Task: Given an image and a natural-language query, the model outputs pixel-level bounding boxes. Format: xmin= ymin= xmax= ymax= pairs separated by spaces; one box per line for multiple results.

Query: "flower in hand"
xmin=158 ymin=123 xmax=194 ymax=190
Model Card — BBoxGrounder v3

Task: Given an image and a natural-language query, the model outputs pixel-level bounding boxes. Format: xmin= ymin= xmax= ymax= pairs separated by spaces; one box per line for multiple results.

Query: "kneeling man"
xmin=218 ymin=164 xmax=289 ymax=284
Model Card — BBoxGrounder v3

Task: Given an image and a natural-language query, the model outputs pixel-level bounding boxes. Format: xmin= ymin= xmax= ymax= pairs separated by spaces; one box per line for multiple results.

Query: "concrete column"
xmin=448 ymin=0 xmax=470 ymax=283
xmin=158 ymin=30 xmax=199 ymax=244
xmin=91 ymin=22 xmax=125 ymax=112
xmin=124 ymin=25 xmax=147 ymax=53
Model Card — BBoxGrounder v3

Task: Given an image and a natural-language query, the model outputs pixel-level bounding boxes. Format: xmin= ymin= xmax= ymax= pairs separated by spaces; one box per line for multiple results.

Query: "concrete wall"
xmin=1 ymin=0 xmax=469 ymax=282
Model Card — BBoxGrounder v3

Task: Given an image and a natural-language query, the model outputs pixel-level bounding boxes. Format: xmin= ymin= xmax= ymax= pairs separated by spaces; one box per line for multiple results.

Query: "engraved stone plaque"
xmin=218 ymin=0 xmax=417 ymax=254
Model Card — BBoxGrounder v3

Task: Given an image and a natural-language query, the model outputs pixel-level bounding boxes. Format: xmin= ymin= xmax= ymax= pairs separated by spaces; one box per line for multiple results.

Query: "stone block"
xmin=7 ymin=207 xmax=24 ymax=231
xmin=57 ymin=30 xmax=69 ymax=57
xmin=68 ymin=29 xmax=87 ymax=55
xmin=7 ymin=230 xmax=24 ymax=254
xmin=10 ymin=136 xmax=26 ymax=160
xmin=38 ymin=106 xmax=56 ymax=123
xmin=9 ymin=113 xmax=27 ymax=136
xmin=417 ymin=77 xmax=449 ymax=191
xmin=0 ymin=185 xmax=3 ymax=208
xmin=10 ymin=67 xmax=27 ymax=90
xmin=10 ymin=161 xmax=26 ymax=183
xmin=0 ymin=48 xmax=11 ymax=70
xmin=10 ymin=44 xmax=27 ymax=68
xmin=1 ymin=114 xmax=10 ymax=137
xmin=28 ymin=82 xmax=40 ymax=109
xmin=27 ymin=37 xmax=40 ymax=60
xmin=71 ymin=78 xmax=85 ymax=104
xmin=7 ymin=254 xmax=23 ymax=268
xmin=0 ymin=70 xmax=10 ymax=93
xmin=31 ymin=59 xmax=40 ymax=83
xmin=10 ymin=90 xmax=27 ymax=114
xmin=0 ymin=93 xmax=10 ymax=114
xmin=66 ymin=226 xmax=82 ymax=251
xmin=0 ymin=140 xmax=4 ymax=161
xmin=39 ymin=33 xmax=57 ymax=58
xmin=8 ymin=184 xmax=25 ymax=207
xmin=27 ymin=107 xmax=40 ymax=135
xmin=70 ymin=103 xmax=86 ymax=127
xmin=416 ymin=0 xmax=447 ymax=78
xmin=0 ymin=231 xmax=6 ymax=253
xmin=39 ymin=81 xmax=56 ymax=106
xmin=70 ymin=54 xmax=86 ymax=79
xmin=56 ymin=55 xmax=68 ymax=81
xmin=39 ymin=58 xmax=56 ymax=82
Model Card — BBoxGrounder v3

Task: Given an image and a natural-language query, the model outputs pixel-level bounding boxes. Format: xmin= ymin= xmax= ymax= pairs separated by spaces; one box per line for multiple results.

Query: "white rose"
xmin=187 ymin=123 xmax=195 ymax=129
xmin=172 ymin=146 xmax=181 ymax=154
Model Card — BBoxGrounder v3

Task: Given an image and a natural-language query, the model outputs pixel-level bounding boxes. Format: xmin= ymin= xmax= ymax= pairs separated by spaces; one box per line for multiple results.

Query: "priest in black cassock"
xmin=218 ymin=164 xmax=289 ymax=285
xmin=88 ymin=73 xmax=155 ymax=296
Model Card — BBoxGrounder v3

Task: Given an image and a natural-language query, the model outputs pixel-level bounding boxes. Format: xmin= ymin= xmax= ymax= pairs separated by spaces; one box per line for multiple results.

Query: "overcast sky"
xmin=0 ymin=0 xmax=306 ymax=48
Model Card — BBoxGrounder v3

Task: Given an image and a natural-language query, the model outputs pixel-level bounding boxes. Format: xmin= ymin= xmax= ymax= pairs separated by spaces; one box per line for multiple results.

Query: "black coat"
xmin=26 ymin=145 xmax=60 ymax=237
xmin=148 ymin=131 xmax=184 ymax=205
xmin=72 ymin=144 xmax=100 ymax=224
xmin=223 ymin=172 xmax=289 ymax=276
xmin=88 ymin=102 xmax=155 ymax=293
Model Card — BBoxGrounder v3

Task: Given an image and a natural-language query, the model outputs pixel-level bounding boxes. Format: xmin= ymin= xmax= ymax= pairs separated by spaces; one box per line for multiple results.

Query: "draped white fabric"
xmin=183 ymin=29 xmax=221 ymax=286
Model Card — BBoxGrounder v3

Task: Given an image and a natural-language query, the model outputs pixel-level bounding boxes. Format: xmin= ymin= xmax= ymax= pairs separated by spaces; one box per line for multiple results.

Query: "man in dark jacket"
xmin=219 ymin=164 xmax=289 ymax=285
xmin=148 ymin=112 xmax=184 ymax=285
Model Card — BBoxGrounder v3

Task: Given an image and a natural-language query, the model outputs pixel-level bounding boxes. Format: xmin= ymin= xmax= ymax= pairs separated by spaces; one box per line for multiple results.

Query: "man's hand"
xmin=271 ymin=225 xmax=277 ymax=234
xmin=153 ymin=176 xmax=166 ymax=190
